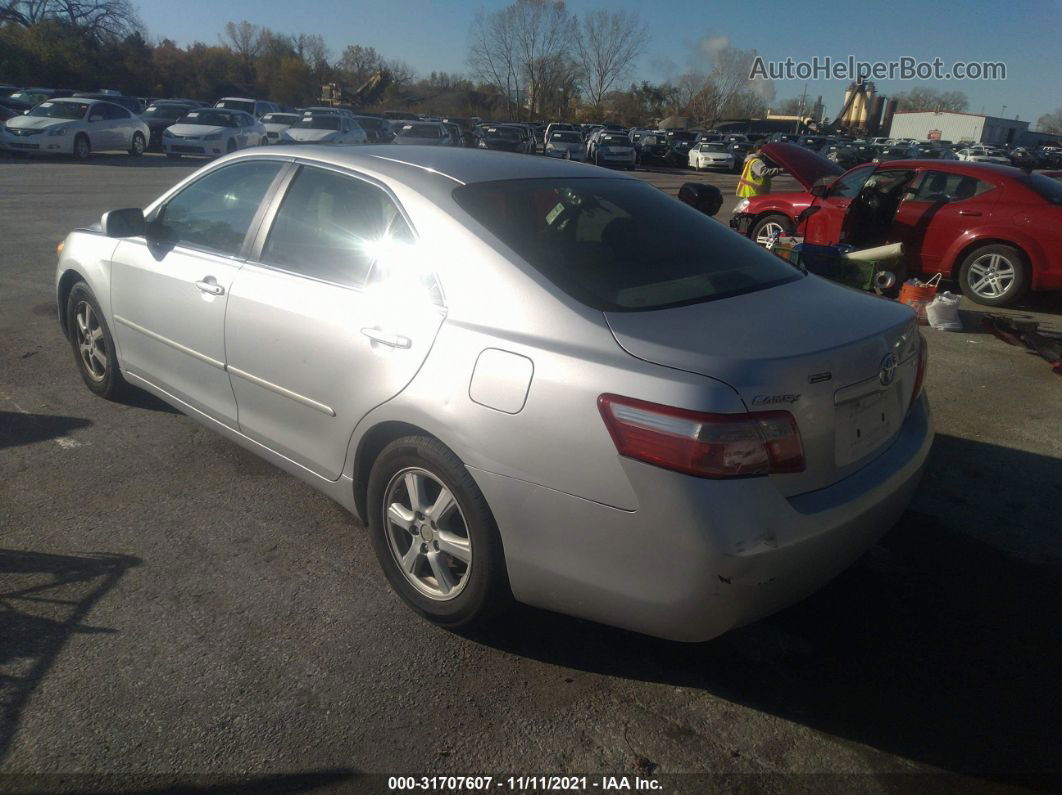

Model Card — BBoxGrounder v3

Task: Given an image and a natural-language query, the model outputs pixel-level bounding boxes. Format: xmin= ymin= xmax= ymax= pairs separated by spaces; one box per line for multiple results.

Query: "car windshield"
xmin=1015 ymin=174 xmax=1062 ymax=205
xmin=399 ymin=124 xmax=442 ymax=138
xmin=486 ymin=127 xmax=520 ymax=140
xmin=215 ymin=100 xmax=255 ymax=113
xmin=9 ymin=92 xmax=43 ymax=102
xmin=668 ymin=132 xmax=696 ymax=141
xmin=263 ymin=113 xmax=299 ymax=124
xmin=143 ymin=105 xmax=189 ymax=119
xmin=453 ymin=178 xmax=801 ymax=312
xmin=551 ymin=132 xmax=581 ymax=142
xmin=294 ymin=116 xmax=341 ymax=130
xmin=180 ymin=110 xmax=238 ymax=127
xmin=27 ymin=101 xmax=87 ymax=119
xmin=702 ymin=143 xmax=728 ymax=152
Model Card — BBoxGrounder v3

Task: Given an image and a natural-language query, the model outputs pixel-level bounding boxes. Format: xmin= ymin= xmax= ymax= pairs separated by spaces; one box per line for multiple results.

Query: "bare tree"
xmin=338 ymin=43 xmax=384 ymax=84
xmin=509 ymin=0 xmax=571 ymax=120
xmin=893 ymin=87 xmax=969 ymax=113
xmin=1037 ymin=108 xmax=1062 ymax=135
xmin=1 ymin=0 xmax=139 ymax=38
xmin=467 ymin=7 xmax=520 ymax=119
xmin=573 ymin=9 xmax=648 ymax=111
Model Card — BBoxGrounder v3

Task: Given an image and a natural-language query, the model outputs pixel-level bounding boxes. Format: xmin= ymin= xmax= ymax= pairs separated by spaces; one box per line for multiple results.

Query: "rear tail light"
xmin=597 ymin=394 xmax=805 ymax=479
xmin=911 ymin=333 xmax=928 ymax=407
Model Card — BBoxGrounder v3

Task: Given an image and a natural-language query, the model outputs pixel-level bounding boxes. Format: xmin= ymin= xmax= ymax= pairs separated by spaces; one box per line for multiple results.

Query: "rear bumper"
xmin=471 ymin=394 xmax=933 ymax=642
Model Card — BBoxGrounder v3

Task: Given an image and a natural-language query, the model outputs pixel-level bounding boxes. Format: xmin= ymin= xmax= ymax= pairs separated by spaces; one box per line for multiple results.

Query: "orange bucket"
xmin=900 ymin=273 xmax=942 ymax=323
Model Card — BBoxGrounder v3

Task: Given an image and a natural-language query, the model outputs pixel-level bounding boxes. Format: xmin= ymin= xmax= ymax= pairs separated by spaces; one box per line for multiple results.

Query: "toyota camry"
xmin=55 ymin=146 xmax=932 ymax=641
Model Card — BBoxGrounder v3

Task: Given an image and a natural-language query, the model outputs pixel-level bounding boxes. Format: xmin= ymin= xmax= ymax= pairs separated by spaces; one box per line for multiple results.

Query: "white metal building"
xmin=887 ymin=111 xmax=1029 ymax=145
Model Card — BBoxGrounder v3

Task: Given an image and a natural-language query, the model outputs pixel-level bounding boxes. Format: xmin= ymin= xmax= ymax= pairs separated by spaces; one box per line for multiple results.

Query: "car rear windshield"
xmin=215 ymin=100 xmax=255 ymax=114
xmin=144 ymin=105 xmax=189 ymax=119
xmin=295 ymin=116 xmax=340 ymax=130
xmin=486 ymin=127 xmax=520 ymax=139
xmin=600 ymin=135 xmax=630 ymax=146
xmin=452 ymin=178 xmax=801 ymax=312
xmin=1016 ymin=174 xmax=1062 ymax=205
xmin=180 ymin=110 xmax=237 ymax=127
xmin=400 ymin=124 xmax=442 ymax=138
xmin=263 ymin=113 xmax=299 ymax=124
xmin=551 ymin=132 xmax=580 ymax=142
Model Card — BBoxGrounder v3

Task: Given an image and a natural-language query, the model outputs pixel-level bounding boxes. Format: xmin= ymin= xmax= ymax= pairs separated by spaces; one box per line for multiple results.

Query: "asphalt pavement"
xmin=1 ymin=150 xmax=1060 ymax=791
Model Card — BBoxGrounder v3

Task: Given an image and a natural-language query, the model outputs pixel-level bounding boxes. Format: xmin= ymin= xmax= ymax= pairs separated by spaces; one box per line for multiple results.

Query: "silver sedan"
xmin=55 ymin=146 xmax=933 ymax=641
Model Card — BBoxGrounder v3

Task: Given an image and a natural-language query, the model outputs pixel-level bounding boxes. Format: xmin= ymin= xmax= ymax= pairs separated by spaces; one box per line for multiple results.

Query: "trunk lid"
xmin=605 ymin=276 xmax=921 ymax=497
xmin=762 ymin=142 xmax=844 ymax=190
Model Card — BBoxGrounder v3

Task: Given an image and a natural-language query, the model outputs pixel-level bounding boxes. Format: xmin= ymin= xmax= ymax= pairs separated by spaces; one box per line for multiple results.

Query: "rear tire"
xmin=66 ymin=282 xmax=130 ymax=399
xmin=958 ymin=243 xmax=1028 ymax=307
xmin=367 ymin=436 xmax=512 ymax=630
xmin=750 ymin=213 xmax=794 ymax=245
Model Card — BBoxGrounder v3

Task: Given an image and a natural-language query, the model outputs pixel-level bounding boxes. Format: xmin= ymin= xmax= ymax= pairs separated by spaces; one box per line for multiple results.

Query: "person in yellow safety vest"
xmin=736 ymin=142 xmax=783 ymax=198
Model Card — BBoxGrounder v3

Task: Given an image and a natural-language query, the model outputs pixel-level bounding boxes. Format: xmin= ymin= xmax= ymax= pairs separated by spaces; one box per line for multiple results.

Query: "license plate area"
xmin=834 ymin=385 xmax=902 ymax=466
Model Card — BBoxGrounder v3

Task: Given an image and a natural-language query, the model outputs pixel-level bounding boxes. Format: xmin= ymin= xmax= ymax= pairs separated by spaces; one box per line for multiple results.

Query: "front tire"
xmin=958 ymin=243 xmax=1028 ymax=307
xmin=367 ymin=436 xmax=511 ymax=629
xmin=72 ymin=134 xmax=90 ymax=161
xmin=66 ymin=282 xmax=130 ymax=399
xmin=750 ymin=213 xmax=795 ymax=245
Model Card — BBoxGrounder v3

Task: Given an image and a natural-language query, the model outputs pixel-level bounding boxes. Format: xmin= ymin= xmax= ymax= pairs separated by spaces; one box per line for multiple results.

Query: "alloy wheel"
xmin=755 ymin=221 xmax=785 ymax=245
xmin=967 ymin=253 xmax=1016 ymax=299
xmin=74 ymin=301 xmax=107 ymax=382
xmin=383 ymin=467 xmax=472 ymax=601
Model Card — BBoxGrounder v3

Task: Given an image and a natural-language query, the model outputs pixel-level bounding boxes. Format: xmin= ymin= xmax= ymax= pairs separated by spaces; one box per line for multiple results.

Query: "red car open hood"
xmin=761 ymin=142 xmax=844 ymax=190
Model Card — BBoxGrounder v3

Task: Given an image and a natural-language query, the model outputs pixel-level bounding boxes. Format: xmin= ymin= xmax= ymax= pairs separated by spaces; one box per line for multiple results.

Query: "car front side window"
xmin=151 ymin=160 xmax=283 ymax=257
xmin=261 ymin=166 xmax=412 ymax=289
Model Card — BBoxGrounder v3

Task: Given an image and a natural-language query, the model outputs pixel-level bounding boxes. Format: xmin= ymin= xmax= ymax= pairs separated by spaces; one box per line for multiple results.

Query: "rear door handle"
xmin=361 ymin=328 xmax=412 ymax=349
xmin=958 ymin=210 xmax=982 ymax=216
xmin=195 ymin=277 xmax=225 ymax=296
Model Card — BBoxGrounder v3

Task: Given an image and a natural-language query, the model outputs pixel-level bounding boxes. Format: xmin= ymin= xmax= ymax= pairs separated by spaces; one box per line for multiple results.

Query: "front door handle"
xmin=361 ymin=328 xmax=412 ymax=349
xmin=195 ymin=277 xmax=225 ymax=296
xmin=958 ymin=210 xmax=982 ymax=216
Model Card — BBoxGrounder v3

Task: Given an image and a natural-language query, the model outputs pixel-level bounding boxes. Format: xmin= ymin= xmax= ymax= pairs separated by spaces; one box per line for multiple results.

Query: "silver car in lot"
xmin=55 ymin=146 xmax=932 ymax=641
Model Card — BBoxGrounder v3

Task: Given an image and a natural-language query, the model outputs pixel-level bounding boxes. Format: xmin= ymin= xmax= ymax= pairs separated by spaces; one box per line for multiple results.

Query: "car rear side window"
xmin=152 ymin=161 xmax=283 ymax=257
xmin=261 ymin=166 xmax=406 ymax=287
xmin=911 ymin=171 xmax=994 ymax=202
xmin=453 ymin=177 xmax=801 ymax=312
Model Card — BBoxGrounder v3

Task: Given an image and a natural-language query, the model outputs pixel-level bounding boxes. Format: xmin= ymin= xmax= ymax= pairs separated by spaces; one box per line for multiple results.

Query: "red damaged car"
xmin=730 ymin=143 xmax=1062 ymax=306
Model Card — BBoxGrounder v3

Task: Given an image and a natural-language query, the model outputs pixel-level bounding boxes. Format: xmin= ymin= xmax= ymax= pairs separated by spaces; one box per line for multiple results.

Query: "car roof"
xmin=877 ymin=160 xmax=1021 ymax=177
xmin=228 ymin=144 xmax=635 ymax=188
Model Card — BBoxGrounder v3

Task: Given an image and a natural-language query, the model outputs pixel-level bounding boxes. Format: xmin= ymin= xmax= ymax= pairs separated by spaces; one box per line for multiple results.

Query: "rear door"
xmin=109 ymin=159 xmax=287 ymax=426
xmin=84 ymin=104 xmax=113 ymax=150
xmin=224 ymin=162 xmax=446 ymax=479
xmin=892 ymin=169 xmax=1001 ymax=274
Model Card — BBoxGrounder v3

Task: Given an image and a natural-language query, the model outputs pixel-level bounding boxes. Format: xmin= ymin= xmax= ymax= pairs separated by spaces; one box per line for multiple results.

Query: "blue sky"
xmin=137 ymin=0 xmax=1062 ymax=124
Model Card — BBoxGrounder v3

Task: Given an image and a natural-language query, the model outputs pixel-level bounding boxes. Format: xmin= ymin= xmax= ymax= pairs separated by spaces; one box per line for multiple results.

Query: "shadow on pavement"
xmin=466 ymin=434 xmax=1062 ymax=786
xmin=0 ymin=411 xmax=91 ymax=449
xmin=112 ymin=388 xmax=181 ymax=415
xmin=0 ymin=549 xmax=141 ymax=762
xmin=0 ymin=769 xmax=363 ymax=793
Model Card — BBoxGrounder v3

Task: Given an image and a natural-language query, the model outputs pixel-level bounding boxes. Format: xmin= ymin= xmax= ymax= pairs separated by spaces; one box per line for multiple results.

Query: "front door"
xmin=801 ymin=164 xmax=876 ymax=244
xmin=109 ymin=160 xmax=286 ymax=426
xmin=224 ymin=163 xmax=445 ymax=480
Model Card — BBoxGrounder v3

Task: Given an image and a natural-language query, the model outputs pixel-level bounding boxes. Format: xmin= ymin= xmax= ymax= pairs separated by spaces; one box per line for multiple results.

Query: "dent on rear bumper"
xmin=470 ymin=395 xmax=933 ymax=642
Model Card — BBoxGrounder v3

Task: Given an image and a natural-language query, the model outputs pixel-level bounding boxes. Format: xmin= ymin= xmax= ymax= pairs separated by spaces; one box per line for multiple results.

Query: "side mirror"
xmin=101 ymin=208 xmax=145 ymax=238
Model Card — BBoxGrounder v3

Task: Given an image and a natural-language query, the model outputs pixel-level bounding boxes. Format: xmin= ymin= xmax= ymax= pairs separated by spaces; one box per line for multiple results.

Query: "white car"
xmin=956 ymin=147 xmax=1010 ymax=164
xmin=689 ymin=142 xmax=735 ymax=171
xmin=261 ymin=112 xmax=301 ymax=143
xmin=214 ymin=97 xmax=279 ymax=118
xmin=591 ymin=132 xmax=636 ymax=169
xmin=162 ymin=108 xmax=267 ymax=160
xmin=2 ymin=98 xmax=148 ymax=160
xmin=280 ymin=114 xmax=367 ymax=145
xmin=543 ymin=130 xmax=585 ymax=160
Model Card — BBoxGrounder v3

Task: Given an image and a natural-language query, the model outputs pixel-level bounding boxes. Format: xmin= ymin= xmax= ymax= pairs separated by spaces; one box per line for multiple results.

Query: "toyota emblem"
xmin=879 ymin=353 xmax=898 ymax=386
